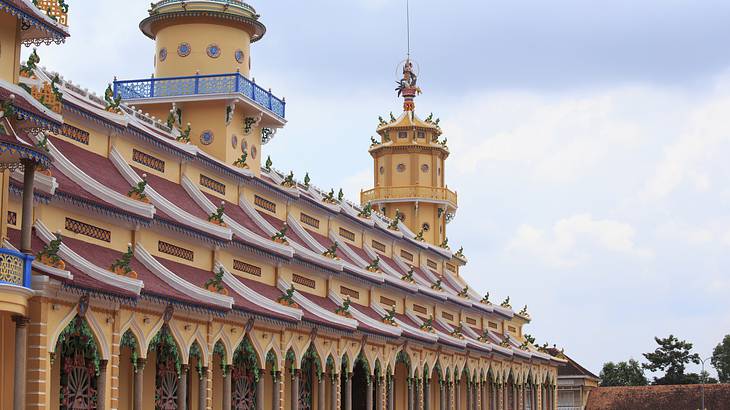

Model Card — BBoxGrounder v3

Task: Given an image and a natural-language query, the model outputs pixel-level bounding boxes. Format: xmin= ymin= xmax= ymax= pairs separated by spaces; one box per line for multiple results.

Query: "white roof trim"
xmin=329 ymin=290 xmax=401 ymax=337
xmin=285 ymin=216 xmax=344 ymax=270
xmin=110 ymin=146 xmax=231 ymax=239
xmin=238 ymin=194 xmax=278 ymax=235
xmin=134 ymin=244 xmax=233 ymax=309
xmin=328 ymin=230 xmax=385 ymax=283
xmin=0 ymin=78 xmax=63 ymax=124
xmin=277 ymin=278 xmax=357 ymax=329
xmin=11 ymin=167 xmax=57 ymax=195
xmin=3 ymin=239 xmax=73 ymax=280
xmin=34 ymin=219 xmax=143 ymax=293
xmin=371 ymin=302 xmax=437 ymax=342
xmin=407 ymin=310 xmax=466 ymax=348
xmin=215 ymin=262 xmax=302 ymax=320
xmin=362 ymin=244 xmax=418 ymax=292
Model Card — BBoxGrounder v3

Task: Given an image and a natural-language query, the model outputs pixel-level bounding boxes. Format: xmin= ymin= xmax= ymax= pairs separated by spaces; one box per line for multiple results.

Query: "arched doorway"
xmin=119 ymin=329 xmax=140 ymax=410
xmin=351 ymin=354 xmax=370 ymax=410
xmin=429 ymin=363 xmax=441 ymax=410
xmin=393 ymin=351 xmax=409 ymax=410
xmin=300 ymin=345 xmax=322 ymax=410
xmin=212 ymin=340 xmax=227 ymax=410
xmin=148 ymin=325 xmax=182 ymax=409
xmin=54 ymin=315 xmax=102 ymax=410
xmin=231 ymin=338 xmax=259 ymax=409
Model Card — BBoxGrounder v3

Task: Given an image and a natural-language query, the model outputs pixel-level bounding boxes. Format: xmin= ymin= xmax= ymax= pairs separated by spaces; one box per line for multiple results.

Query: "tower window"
xmin=396 ymin=163 xmax=406 ymax=173
xmin=417 ymin=131 xmax=425 ymax=139
xmin=235 ymin=49 xmax=245 ymax=64
xmin=438 ymin=167 xmax=441 ymax=176
xmin=241 ymin=140 xmax=248 ymax=153
xmin=207 ymin=44 xmax=221 ymax=58
xmin=379 ymin=166 xmax=384 ymax=175
xmin=158 ymin=48 xmax=167 ymax=62
xmin=251 ymin=146 xmax=257 ymax=159
xmin=421 ymin=164 xmax=429 ymax=173
xmin=178 ymin=42 xmax=191 ymax=57
xmin=422 ymin=223 xmax=430 ymax=232
xmin=398 ymin=131 xmax=407 ymax=139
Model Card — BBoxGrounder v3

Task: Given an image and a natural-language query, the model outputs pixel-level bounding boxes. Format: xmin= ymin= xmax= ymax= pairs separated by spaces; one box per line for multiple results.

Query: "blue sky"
xmin=30 ymin=0 xmax=730 ymax=377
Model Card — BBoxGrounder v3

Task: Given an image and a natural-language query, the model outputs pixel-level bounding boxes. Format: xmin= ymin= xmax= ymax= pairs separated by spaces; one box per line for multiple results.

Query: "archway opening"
xmin=54 ymin=315 xmax=102 ymax=410
xmin=119 ymin=329 xmax=140 ymax=410
xmin=148 ymin=324 xmax=182 ymax=410
xmin=212 ymin=340 xmax=227 ymax=410
xmin=351 ymin=354 xmax=370 ymax=410
xmin=394 ymin=351 xmax=409 ymax=410
xmin=231 ymin=338 xmax=259 ymax=409
xmin=300 ymin=345 xmax=322 ymax=410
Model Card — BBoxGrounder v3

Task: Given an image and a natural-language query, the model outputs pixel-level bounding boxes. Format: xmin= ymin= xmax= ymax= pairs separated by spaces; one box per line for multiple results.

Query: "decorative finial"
xmin=395 ymin=59 xmax=421 ymax=112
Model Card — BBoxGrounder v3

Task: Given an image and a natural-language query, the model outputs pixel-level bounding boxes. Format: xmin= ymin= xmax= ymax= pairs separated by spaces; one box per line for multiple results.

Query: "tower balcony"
xmin=0 ymin=247 xmax=34 ymax=316
xmin=361 ymin=185 xmax=458 ymax=211
xmin=113 ymin=72 xmax=286 ymax=121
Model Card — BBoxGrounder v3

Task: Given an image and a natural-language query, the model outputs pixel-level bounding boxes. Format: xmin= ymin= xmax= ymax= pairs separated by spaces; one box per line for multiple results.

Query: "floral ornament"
xmin=271 ymin=224 xmax=288 ymax=244
xmin=388 ymin=210 xmax=404 ymax=231
xmin=303 ymin=172 xmax=311 ymax=189
xmin=20 ymin=49 xmax=40 ymax=78
xmin=207 ymin=44 xmax=221 ymax=58
xmin=178 ymin=42 xmax=191 ymax=57
xmin=322 ymin=243 xmax=338 ymax=259
xmin=335 ymin=298 xmax=352 ymax=318
xmin=414 ymin=229 xmax=425 ymax=242
xmin=128 ymin=174 xmax=150 ymax=203
xmin=500 ymin=297 xmax=512 ymax=309
xmin=457 ymin=286 xmax=469 ymax=298
xmin=38 ymin=231 xmax=64 ymax=269
xmin=281 ymin=171 xmax=296 ymax=188
xmin=378 ymin=116 xmax=388 ymax=127
xmin=419 ymin=315 xmax=434 ymax=333
xmin=370 ymin=136 xmax=379 ymax=147
xmin=365 ymin=257 xmax=380 ymax=273
xmin=233 ymin=151 xmax=248 ymax=169
xmin=439 ymin=238 xmax=449 ymax=249
xmin=204 ymin=268 xmax=228 ymax=295
xmin=277 ymin=285 xmax=299 ymax=308
xmin=358 ymin=203 xmax=372 ymax=219
xmin=177 ymin=123 xmax=192 ymax=143
xmin=382 ymin=306 xmax=397 ymax=326
xmin=451 ymin=322 xmax=464 ymax=339
xmin=208 ymin=202 xmax=226 ymax=227
xmin=401 ymin=267 xmax=415 ymax=284
xmin=480 ymin=292 xmax=491 ymax=305
xmin=389 ymin=112 xmax=396 ymax=122
xmin=517 ymin=305 xmax=530 ymax=319
xmin=110 ymin=244 xmax=137 ymax=278
xmin=322 ymin=189 xmax=338 ymax=205
xmin=264 ymin=156 xmax=272 ymax=171
xmin=431 ymin=279 xmax=443 ymax=291
xmin=478 ymin=329 xmax=490 ymax=343
xmin=104 ymin=84 xmax=122 ymax=113
xmin=454 ymin=246 xmax=465 ymax=259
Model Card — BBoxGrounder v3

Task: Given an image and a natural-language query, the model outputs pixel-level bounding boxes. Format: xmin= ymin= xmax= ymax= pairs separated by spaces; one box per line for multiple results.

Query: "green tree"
xmin=642 ymin=334 xmax=700 ymax=385
xmin=599 ymin=359 xmax=648 ymax=386
xmin=711 ymin=334 xmax=730 ymax=383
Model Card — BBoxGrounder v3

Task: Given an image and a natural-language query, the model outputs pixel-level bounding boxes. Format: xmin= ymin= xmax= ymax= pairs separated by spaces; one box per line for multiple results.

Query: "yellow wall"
xmin=137 ymin=228 xmax=213 ymax=270
xmin=0 ymin=12 xmax=20 ymax=84
xmin=118 ymin=345 xmax=134 ymax=410
xmin=112 ymin=136 xmax=181 ymax=183
xmin=36 ymin=207 xmax=132 ymax=253
xmin=0 ymin=312 xmax=16 ymax=410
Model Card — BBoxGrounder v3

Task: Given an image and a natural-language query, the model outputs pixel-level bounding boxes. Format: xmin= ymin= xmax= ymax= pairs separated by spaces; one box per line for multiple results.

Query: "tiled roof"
xmin=586 ymin=384 xmax=730 ymax=410
xmin=547 ymin=348 xmax=599 ymax=379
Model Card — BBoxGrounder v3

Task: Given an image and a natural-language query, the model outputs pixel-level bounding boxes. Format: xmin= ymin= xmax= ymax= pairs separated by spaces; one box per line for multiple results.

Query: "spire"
xmin=395 ymin=60 xmax=421 ymax=112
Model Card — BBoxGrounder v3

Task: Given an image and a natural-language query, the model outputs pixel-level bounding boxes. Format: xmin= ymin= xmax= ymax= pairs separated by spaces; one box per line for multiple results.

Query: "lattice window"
xmin=254 ymin=195 xmax=276 ymax=213
xmin=233 ymin=260 xmax=262 ymax=277
xmin=340 ymin=286 xmax=359 ymax=299
xmin=400 ymin=249 xmax=413 ymax=261
xmin=7 ymin=211 xmax=17 ymax=226
xmin=158 ymin=241 xmax=194 ymax=261
xmin=380 ymin=296 xmax=396 ymax=306
xmin=371 ymin=240 xmax=386 ymax=253
xmin=200 ymin=174 xmax=226 ymax=195
xmin=300 ymin=213 xmax=320 ymax=229
xmin=466 ymin=317 xmax=477 ymax=326
xmin=65 ymin=218 xmax=111 ymax=242
xmin=488 ymin=322 xmax=498 ymax=329
xmin=292 ymin=274 xmax=315 ymax=289
xmin=61 ymin=123 xmax=90 ymax=145
xmin=441 ymin=311 xmax=454 ymax=321
xmin=508 ymin=325 xmax=517 ymax=333
xmin=338 ymin=227 xmax=355 ymax=242
xmin=446 ymin=263 xmax=456 ymax=272
xmin=427 ymin=259 xmax=438 ymax=270
xmin=132 ymin=149 xmax=165 ymax=172
xmin=413 ymin=304 xmax=427 ymax=315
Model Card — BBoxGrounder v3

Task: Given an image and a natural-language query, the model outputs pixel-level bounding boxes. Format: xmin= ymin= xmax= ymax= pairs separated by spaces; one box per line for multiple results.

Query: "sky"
xmin=28 ymin=0 xmax=730 ymax=378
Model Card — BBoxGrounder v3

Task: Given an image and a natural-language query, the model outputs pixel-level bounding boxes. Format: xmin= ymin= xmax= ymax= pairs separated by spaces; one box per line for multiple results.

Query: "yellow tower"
xmin=361 ymin=61 xmax=457 ymax=246
xmin=114 ymin=0 xmax=286 ymax=174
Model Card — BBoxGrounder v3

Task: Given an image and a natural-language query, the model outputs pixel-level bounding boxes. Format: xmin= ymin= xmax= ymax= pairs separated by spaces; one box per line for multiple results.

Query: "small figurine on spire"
xmin=396 ymin=59 xmax=422 ymax=112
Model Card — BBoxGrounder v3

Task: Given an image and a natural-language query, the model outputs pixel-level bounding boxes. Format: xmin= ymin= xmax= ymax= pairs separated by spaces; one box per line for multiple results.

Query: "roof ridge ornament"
xmin=395 ymin=59 xmax=421 ymax=112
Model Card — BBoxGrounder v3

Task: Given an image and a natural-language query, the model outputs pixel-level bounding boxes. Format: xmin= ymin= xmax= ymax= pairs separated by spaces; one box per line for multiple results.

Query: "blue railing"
xmin=113 ymin=73 xmax=286 ymax=119
xmin=0 ymin=248 xmax=33 ymax=288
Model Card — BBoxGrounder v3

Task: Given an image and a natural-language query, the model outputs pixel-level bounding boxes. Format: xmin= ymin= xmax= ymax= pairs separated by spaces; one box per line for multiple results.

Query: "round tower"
xmin=141 ymin=0 xmax=265 ymax=78
xmin=361 ymin=60 xmax=457 ymax=246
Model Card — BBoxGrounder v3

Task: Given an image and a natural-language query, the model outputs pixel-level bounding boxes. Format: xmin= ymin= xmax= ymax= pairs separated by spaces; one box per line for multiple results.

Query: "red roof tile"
xmin=132 ymin=167 xmax=208 ymax=219
xmin=50 ymin=136 xmax=132 ymax=195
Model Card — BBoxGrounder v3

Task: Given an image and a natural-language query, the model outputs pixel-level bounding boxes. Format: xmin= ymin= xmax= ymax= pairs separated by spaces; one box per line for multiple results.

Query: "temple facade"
xmin=0 ymin=1 xmax=565 ymax=410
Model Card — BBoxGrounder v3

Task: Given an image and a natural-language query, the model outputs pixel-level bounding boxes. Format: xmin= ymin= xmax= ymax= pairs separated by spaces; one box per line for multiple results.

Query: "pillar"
xmin=455 ymin=380 xmax=461 ymax=410
xmin=178 ymin=364 xmax=188 ymax=410
xmin=465 ymin=381 xmax=471 ymax=410
xmin=439 ymin=380 xmax=445 ymax=410
xmin=199 ymin=367 xmax=208 ymax=410
xmin=12 ymin=316 xmax=29 ymax=410
xmin=331 ymin=373 xmax=339 ymax=410
xmin=345 ymin=373 xmax=352 ymax=410
xmin=415 ymin=378 xmax=422 ymax=410
xmin=292 ymin=369 xmax=301 ymax=410
xmin=540 ymin=385 xmax=545 ymax=410
xmin=407 ymin=378 xmax=414 ymax=410
xmin=20 ymin=160 xmax=35 ymax=253
xmin=387 ymin=375 xmax=394 ymax=410
xmin=273 ymin=371 xmax=281 ymax=410
xmin=446 ymin=381 xmax=452 ymax=410
xmin=98 ymin=359 xmax=108 ymax=410
xmin=473 ymin=382 xmax=478 ymax=410
xmin=424 ymin=378 xmax=431 ymax=410
xmin=134 ymin=358 xmax=146 ymax=410
xmin=254 ymin=368 xmax=264 ymax=410
xmin=319 ymin=374 xmax=326 ymax=410
xmin=224 ymin=366 xmax=233 ymax=410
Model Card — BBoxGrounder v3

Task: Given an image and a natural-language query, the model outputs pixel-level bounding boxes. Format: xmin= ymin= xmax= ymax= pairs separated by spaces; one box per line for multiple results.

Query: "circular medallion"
xmin=159 ymin=47 xmax=167 ymax=62
xmin=200 ymin=130 xmax=214 ymax=145
xmin=231 ymin=134 xmax=238 ymax=149
xmin=207 ymin=44 xmax=221 ymax=58
xmin=235 ymin=49 xmax=245 ymax=64
xmin=177 ymin=43 xmax=191 ymax=57
xmin=241 ymin=140 xmax=248 ymax=153
xmin=396 ymin=163 xmax=406 ymax=173
xmin=251 ymin=146 xmax=257 ymax=160
xmin=421 ymin=164 xmax=429 ymax=173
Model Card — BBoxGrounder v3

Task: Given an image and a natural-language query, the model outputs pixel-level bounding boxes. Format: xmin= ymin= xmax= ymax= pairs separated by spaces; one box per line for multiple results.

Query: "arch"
xmin=186 ymin=328 xmax=210 ymax=367
xmin=54 ymin=315 xmax=103 ymax=409
xmin=231 ymin=337 xmax=261 ymax=409
xmin=119 ymin=315 xmax=148 ymax=358
xmin=212 ymin=327 xmax=235 ymax=366
xmin=49 ymin=305 xmax=111 ymax=360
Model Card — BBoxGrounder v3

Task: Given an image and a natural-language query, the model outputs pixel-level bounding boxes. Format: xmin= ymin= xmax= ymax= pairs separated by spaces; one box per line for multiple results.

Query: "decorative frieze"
xmin=199 ymin=174 xmax=226 ymax=195
xmin=400 ymin=249 xmax=413 ymax=262
xmin=300 ymin=213 xmax=320 ymax=229
xmin=233 ymin=260 xmax=262 ymax=277
xmin=292 ymin=273 xmax=315 ymax=289
xmin=60 ymin=123 xmax=90 ymax=145
xmin=340 ymin=286 xmax=359 ymax=299
xmin=371 ymin=240 xmax=386 ymax=253
xmin=65 ymin=218 xmax=111 ymax=243
xmin=158 ymin=241 xmax=194 ymax=261
xmin=254 ymin=195 xmax=276 ymax=213
xmin=338 ymin=227 xmax=355 ymax=242
xmin=132 ymin=149 xmax=165 ymax=173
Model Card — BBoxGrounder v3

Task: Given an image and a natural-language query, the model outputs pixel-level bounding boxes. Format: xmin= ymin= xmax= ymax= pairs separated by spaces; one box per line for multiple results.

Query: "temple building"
xmin=0 ymin=1 xmax=566 ymax=410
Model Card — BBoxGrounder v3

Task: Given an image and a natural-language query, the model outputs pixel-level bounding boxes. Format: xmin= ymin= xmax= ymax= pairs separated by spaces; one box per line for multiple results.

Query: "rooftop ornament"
xmin=322 ymin=189 xmax=338 ymax=205
xmin=208 ymin=201 xmax=227 ymax=227
xmin=277 ymin=284 xmax=298 ymax=308
xmin=281 ymin=171 xmax=295 ymax=188
xmin=104 ymin=84 xmax=122 ymax=113
xmin=378 ymin=116 xmax=388 ymax=127
xmin=110 ymin=244 xmax=138 ymax=278
xmin=232 ymin=151 xmax=248 ymax=169
xmin=335 ymin=297 xmax=352 ymax=318
xmin=454 ymin=246 xmax=465 ymax=259
xmin=517 ymin=305 xmax=531 ymax=319
xmin=322 ymin=243 xmax=339 ymax=260
xmin=457 ymin=286 xmax=469 ymax=298
xmin=382 ymin=306 xmax=397 ymax=327
xmin=264 ymin=155 xmax=272 ymax=171
xmin=480 ymin=292 xmax=491 ymax=305
xmin=365 ymin=257 xmax=380 ymax=273
xmin=271 ymin=223 xmax=288 ymax=245
xmin=177 ymin=124 xmax=191 ymax=143
xmin=127 ymin=174 xmax=150 ymax=203
xmin=388 ymin=209 xmax=404 ymax=231
xmin=451 ymin=322 xmax=464 ymax=339
xmin=419 ymin=315 xmax=434 ymax=333
xmin=430 ymin=278 xmax=442 ymax=291
xmin=370 ymin=136 xmax=379 ymax=147
xmin=401 ymin=267 xmax=415 ymax=284
xmin=357 ymin=203 xmax=372 ymax=219
xmin=204 ymin=267 xmax=228 ymax=296
xmin=478 ymin=329 xmax=490 ymax=344
xmin=395 ymin=59 xmax=421 ymax=112
xmin=303 ymin=172 xmax=310 ymax=189
xmin=499 ymin=335 xmax=511 ymax=348
xmin=37 ymin=231 xmax=64 ymax=269
xmin=500 ymin=297 xmax=512 ymax=309
xmin=19 ymin=49 xmax=40 ymax=79
xmin=439 ymin=237 xmax=449 ymax=249
xmin=414 ymin=229 xmax=425 ymax=242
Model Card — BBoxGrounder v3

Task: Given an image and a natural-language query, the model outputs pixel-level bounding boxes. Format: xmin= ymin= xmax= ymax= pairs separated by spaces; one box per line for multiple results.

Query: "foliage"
xmin=110 ymin=244 xmax=134 ymax=275
xmin=335 ymin=297 xmax=352 ymax=317
xmin=711 ymin=334 xmax=730 ymax=383
xmin=127 ymin=175 xmax=148 ymax=201
xmin=599 ymin=360 xmax=648 ymax=387
xmin=189 ymin=343 xmax=203 ymax=379
xmin=642 ymin=335 xmax=700 ymax=385
xmin=233 ymin=151 xmax=248 ymax=168
xmin=208 ymin=202 xmax=225 ymax=225
xmin=277 ymin=284 xmax=296 ymax=307
xmin=20 ymin=49 xmax=40 ymax=76
xmin=265 ymin=156 xmax=272 ymax=171
xmin=233 ymin=338 xmax=260 ymax=382
xmin=148 ymin=325 xmax=181 ymax=376
xmin=358 ymin=203 xmax=372 ymax=218
xmin=322 ymin=242 xmax=338 ymax=259
xmin=204 ymin=267 xmax=226 ymax=293
xmin=120 ymin=330 xmax=139 ymax=372
xmin=57 ymin=316 xmax=101 ymax=376
xmin=38 ymin=232 xmax=63 ymax=265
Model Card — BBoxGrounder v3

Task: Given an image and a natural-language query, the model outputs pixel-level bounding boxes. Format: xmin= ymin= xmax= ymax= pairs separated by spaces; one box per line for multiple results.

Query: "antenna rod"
xmin=406 ymin=0 xmax=411 ymax=58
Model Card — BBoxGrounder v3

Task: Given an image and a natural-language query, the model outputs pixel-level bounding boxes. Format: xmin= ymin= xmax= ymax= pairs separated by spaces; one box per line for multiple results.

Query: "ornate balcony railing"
xmin=113 ymin=73 xmax=285 ymax=119
xmin=153 ymin=0 xmax=257 ymax=14
xmin=361 ymin=185 xmax=458 ymax=209
xmin=0 ymin=248 xmax=33 ymax=288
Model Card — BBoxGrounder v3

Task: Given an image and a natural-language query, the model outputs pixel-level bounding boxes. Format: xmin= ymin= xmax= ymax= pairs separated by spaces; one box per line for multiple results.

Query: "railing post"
xmin=195 ymin=76 xmax=200 ymax=94
xmin=268 ymin=88 xmax=273 ymax=110
xmin=235 ymin=73 xmax=240 ymax=93
xmin=22 ymin=253 xmax=33 ymax=288
xmin=150 ymin=78 xmax=155 ymax=98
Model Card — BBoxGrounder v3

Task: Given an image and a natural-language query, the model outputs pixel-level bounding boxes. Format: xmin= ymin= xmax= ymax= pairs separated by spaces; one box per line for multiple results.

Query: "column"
xmin=224 ymin=366 xmax=232 ymax=410
xmin=12 ymin=316 xmax=29 ymax=410
xmin=465 ymin=381 xmax=471 ymax=410
xmin=319 ymin=375 xmax=326 ymax=410
xmin=134 ymin=358 xmax=146 ymax=410
xmin=345 ymin=373 xmax=352 ymax=410
xmin=366 ymin=375 xmax=373 ymax=410
xmin=491 ymin=383 xmax=496 ymax=410
xmin=20 ymin=160 xmax=35 ymax=253
xmin=455 ymin=380 xmax=461 ymax=410
xmin=331 ymin=373 xmax=339 ymax=410
xmin=292 ymin=369 xmax=301 ymax=410
xmin=177 ymin=364 xmax=188 ymax=410
xmin=415 ymin=378 xmax=422 ymax=410
xmin=407 ymin=378 xmax=414 ymax=410
xmin=473 ymin=382 xmax=478 ymax=410
xmin=445 ymin=381 xmax=452 ymax=410
xmin=539 ymin=386 xmax=545 ymax=410
xmin=254 ymin=368 xmax=264 ymax=410
xmin=424 ymin=378 xmax=431 ymax=410
xmin=439 ymin=380 xmax=446 ymax=410
xmin=387 ymin=375 xmax=394 ymax=410
xmin=199 ymin=367 xmax=208 ymax=410
xmin=98 ymin=359 xmax=108 ymax=410
xmin=272 ymin=371 xmax=281 ymax=410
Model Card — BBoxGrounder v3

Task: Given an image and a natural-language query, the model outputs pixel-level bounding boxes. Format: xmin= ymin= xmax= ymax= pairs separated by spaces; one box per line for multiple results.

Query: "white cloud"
xmin=507 ymin=214 xmax=652 ymax=268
